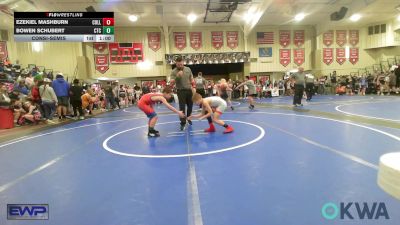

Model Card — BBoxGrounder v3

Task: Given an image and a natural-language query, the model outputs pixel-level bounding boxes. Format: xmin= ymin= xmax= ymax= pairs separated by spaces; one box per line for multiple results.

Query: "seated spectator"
xmin=271 ymin=86 xmax=280 ymax=97
xmin=0 ymin=83 xmax=11 ymax=108
xmin=18 ymin=100 xmax=42 ymax=125
xmin=12 ymin=100 xmax=23 ymax=124
xmin=31 ymin=67 xmax=38 ymax=77
xmin=25 ymin=73 xmax=35 ymax=89
xmin=9 ymin=89 xmax=20 ymax=101
xmin=336 ymin=85 xmax=346 ymax=95
xmin=14 ymin=80 xmax=29 ymax=95
xmin=264 ymin=84 xmax=273 ymax=98
xmin=0 ymin=72 xmax=13 ymax=83
xmin=47 ymin=71 xmax=54 ymax=80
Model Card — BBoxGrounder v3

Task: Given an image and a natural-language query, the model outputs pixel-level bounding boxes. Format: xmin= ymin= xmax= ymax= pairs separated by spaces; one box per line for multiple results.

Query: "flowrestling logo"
xmin=321 ymin=202 xmax=390 ymax=220
xmin=7 ymin=204 xmax=49 ymax=220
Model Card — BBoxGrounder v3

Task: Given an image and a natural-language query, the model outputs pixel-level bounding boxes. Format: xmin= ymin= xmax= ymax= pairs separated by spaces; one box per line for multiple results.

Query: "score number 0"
xmin=103 ymin=18 xmax=114 ymax=26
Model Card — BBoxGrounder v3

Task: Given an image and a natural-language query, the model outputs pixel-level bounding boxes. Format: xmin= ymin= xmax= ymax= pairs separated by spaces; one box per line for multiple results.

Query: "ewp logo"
xmin=321 ymin=202 xmax=390 ymax=220
xmin=7 ymin=204 xmax=49 ymax=220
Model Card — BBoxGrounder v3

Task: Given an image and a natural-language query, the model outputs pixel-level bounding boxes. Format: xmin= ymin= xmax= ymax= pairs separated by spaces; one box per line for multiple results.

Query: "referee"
xmin=170 ymin=56 xmax=195 ymax=130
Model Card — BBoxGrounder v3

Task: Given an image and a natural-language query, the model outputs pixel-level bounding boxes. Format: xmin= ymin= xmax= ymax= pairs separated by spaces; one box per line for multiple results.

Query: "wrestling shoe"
xmin=148 ymin=130 xmax=160 ymax=137
xmin=223 ymin=126 xmax=234 ymax=134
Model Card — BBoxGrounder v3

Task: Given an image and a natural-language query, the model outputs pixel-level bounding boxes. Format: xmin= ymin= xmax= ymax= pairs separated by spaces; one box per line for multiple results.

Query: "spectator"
xmin=318 ymin=76 xmax=327 ymax=95
xmin=0 ymin=83 xmax=11 ymax=108
xmin=81 ymin=89 xmax=94 ymax=116
xmin=104 ymin=82 xmax=116 ymax=110
xmin=236 ymin=76 xmax=257 ymax=109
xmin=52 ymin=73 xmax=70 ymax=120
xmin=195 ymin=72 xmax=207 ymax=97
xmin=39 ymin=78 xmax=58 ymax=121
xmin=31 ymin=67 xmax=38 ymax=76
xmin=18 ymin=100 xmax=41 ymax=125
xmin=388 ymin=71 xmax=397 ymax=95
xmin=25 ymin=73 xmax=34 ymax=89
xmin=305 ymin=73 xmax=314 ymax=101
xmin=133 ymin=84 xmax=141 ymax=105
xmin=113 ymin=83 xmax=121 ymax=109
xmin=142 ymin=84 xmax=150 ymax=94
xmin=127 ymin=85 xmax=134 ymax=105
xmin=376 ymin=72 xmax=386 ymax=96
xmin=69 ymin=79 xmax=84 ymax=119
xmin=213 ymin=82 xmax=218 ymax=96
xmin=95 ymin=88 xmax=105 ymax=110
xmin=227 ymin=79 xmax=234 ymax=103
xmin=30 ymin=78 xmax=42 ymax=106
xmin=14 ymin=80 xmax=29 ymax=95
xmin=118 ymin=84 xmax=127 ymax=108
xmin=395 ymin=64 xmax=400 ymax=93
xmin=330 ymin=71 xmax=337 ymax=94
xmin=360 ymin=75 xmax=367 ymax=96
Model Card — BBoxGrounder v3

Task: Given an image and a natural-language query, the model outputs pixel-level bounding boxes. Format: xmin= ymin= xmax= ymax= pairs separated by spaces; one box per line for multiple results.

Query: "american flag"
xmin=257 ymin=32 xmax=274 ymax=44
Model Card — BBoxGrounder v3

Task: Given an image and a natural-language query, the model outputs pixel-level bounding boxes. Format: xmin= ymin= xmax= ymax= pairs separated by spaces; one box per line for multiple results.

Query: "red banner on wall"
xmin=279 ymin=49 xmax=291 ymax=67
xmin=96 ymin=65 xmax=108 ymax=74
xmin=336 ymin=48 xmax=346 ymax=65
xmin=323 ymin=48 xmax=334 ymax=65
xmin=336 ymin=30 xmax=347 ymax=47
xmin=349 ymin=30 xmax=359 ymax=46
xmin=279 ymin=30 xmax=291 ymax=47
xmin=95 ymin=54 xmax=109 ymax=74
xmin=226 ymin=31 xmax=238 ymax=49
xmin=173 ymin=32 xmax=186 ymax=51
xmin=95 ymin=55 xmax=108 ymax=65
xmin=211 ymin=31 xmax=223 ymax=49
xmin=93 ymin=42 xmax=107 ymax=53
xmin=349 ymin=48 xmax=359 ymax=64
xmin=293 ymin=48 xmax=305 ymax=66
xmin=0 ymin=41 xmax=8 ymax=60
xmin=147 ymin=32 xmax=161 ymax=52
xmin=189 ymin=32 xmax=202 ymax=50
xmin=323 ymin=30 xmax=334 ymax=47
xmin=293 ymin=30 xmax=305 ymax=47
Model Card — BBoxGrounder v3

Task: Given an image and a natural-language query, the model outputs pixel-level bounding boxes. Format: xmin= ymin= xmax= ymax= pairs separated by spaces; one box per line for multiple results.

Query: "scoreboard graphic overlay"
xmin=14 ymin=12 xmax=114 ymax=42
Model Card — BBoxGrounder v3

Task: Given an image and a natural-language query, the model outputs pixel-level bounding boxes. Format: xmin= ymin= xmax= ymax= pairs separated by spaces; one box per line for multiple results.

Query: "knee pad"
xmin=147 ymin=112 xmax=157 ymax=119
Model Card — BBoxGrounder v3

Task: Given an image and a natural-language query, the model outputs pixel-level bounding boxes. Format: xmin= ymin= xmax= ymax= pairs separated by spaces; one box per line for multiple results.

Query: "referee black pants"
xmin=293 ymin=84 xmax=304 ymax=105
xmin=177 ymin=89 xmax=193 ymax=125
xmin=71 ymin=99 xmax=83 ymax=117
xmin=196 ymin=88 xmax=206 ymax=98
xmin=305 ymin=83 xmax=314 ymax=100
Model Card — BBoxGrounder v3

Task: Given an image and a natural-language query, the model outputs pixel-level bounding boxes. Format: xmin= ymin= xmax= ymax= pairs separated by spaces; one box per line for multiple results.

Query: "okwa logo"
xmin=321 ymin=202 xmax=390 ymax=220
